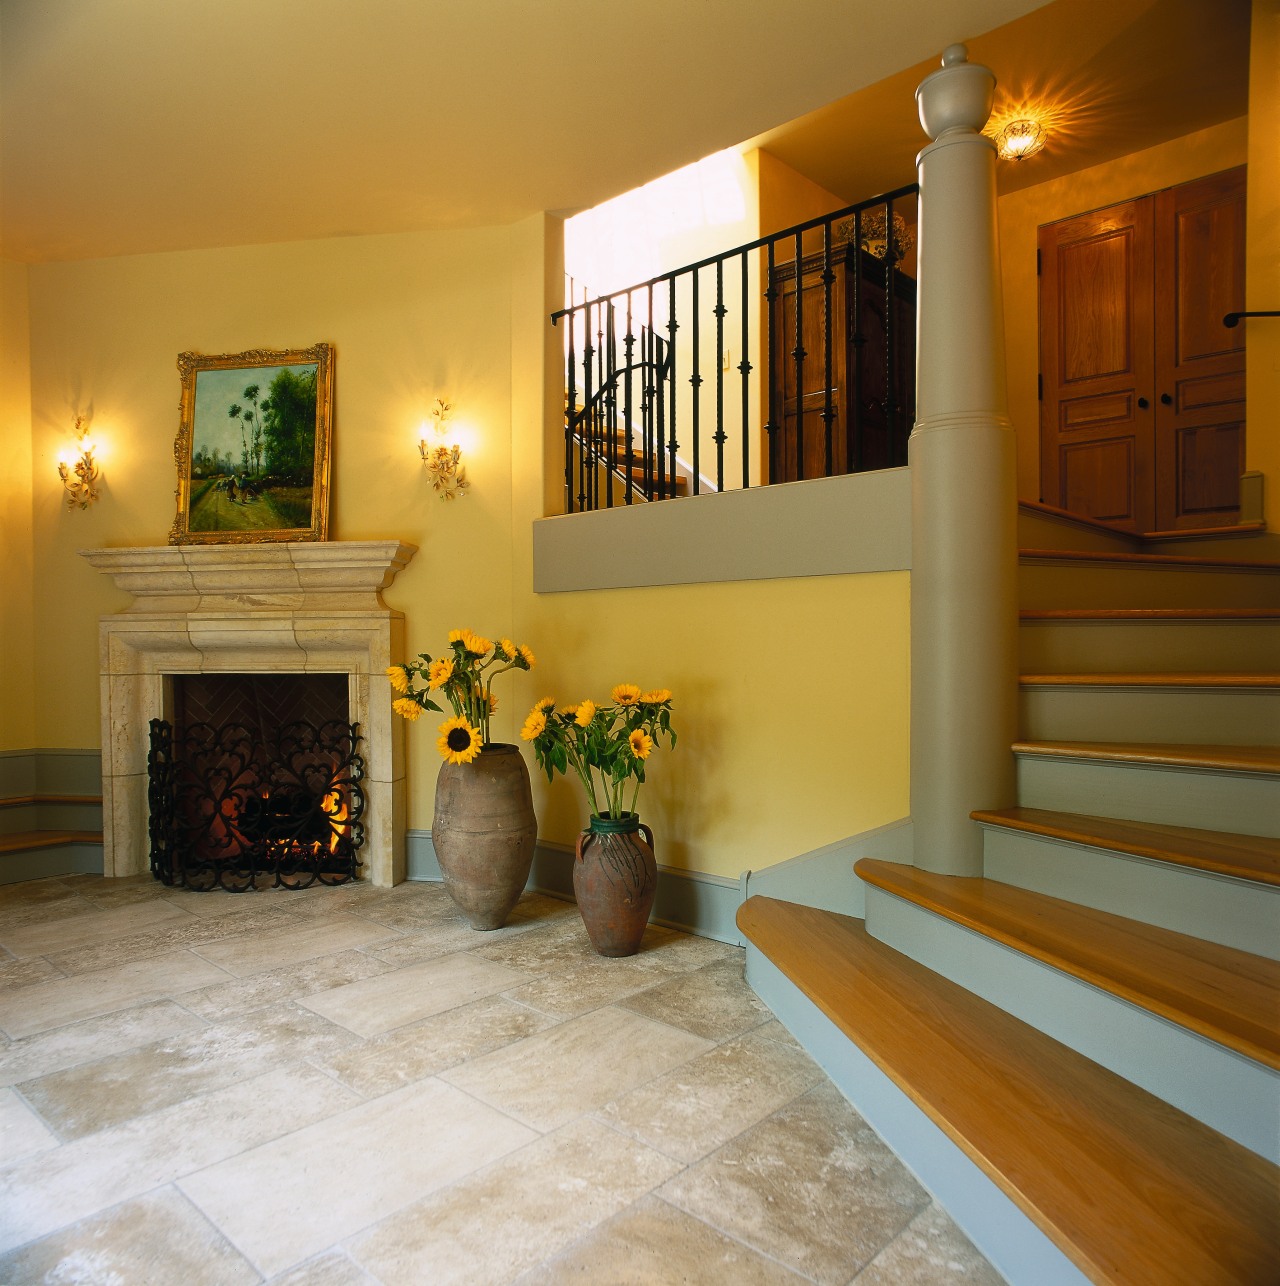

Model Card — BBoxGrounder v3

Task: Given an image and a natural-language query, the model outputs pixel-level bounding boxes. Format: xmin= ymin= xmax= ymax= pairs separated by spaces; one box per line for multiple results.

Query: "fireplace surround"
xmin=81 ymin=541 xmax=416 ymax=887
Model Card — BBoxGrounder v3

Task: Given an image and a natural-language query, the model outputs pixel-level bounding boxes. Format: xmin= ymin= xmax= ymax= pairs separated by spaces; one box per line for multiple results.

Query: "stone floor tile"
xmin=179 ymin=948 xmax=394 ymax=1022
xmin=513 ymin=1193 xmax=810 ymax=1285
xmin=19 ymin=1000 xmax=362 ymax=1138
xmin=0 ymin=1186 xmax=261 ymax=1285
xmin=348 ymin=1117 xmax=684 ymax=1286
xmin=0 ymin=1085 xmax=59 ymax=1160
xmin=178 ymin=1078 xmax=539 ymax=1278
xmin=853 ymin=1202 xmax=1008 ymax=1285
xmin=0 ymin=956 xmax=66 ymax=995
xmin=619 ymin=956 xmax=772 ymax=1042
xmin=299 ymin=951 xmax=536 ymax=1037
xmin=0 ymin=897 xmax=193 ymax=959
xmin=0 ymin=1062 xmax=358 ymax=1253
xmin=660 ymin=1081 xmax=930 ymax=1284
xmin=0 ymin=951 xmax=233 ymax=1039
xmin=598 ymin=1020 xmax=823 ymax=1163
xmin=441 ymin=1005 xmax=713 ymax=1132
xmin=192 ymin=913 xmax=401 ymax=976
xmin=267 ymin=1247 xmax=382 ymax=1285
xmin=314 ymin=993 xmax=557 ymax=1098
xmin=0 ymin=998 xmax=208 ymax=1088
xmin=502 ymin=955 xmax=671 ymax=1019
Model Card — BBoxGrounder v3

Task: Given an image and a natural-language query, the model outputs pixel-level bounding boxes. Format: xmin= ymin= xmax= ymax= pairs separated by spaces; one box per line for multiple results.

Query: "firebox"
xmin=147 ymin=673 xmax=366 ymax=892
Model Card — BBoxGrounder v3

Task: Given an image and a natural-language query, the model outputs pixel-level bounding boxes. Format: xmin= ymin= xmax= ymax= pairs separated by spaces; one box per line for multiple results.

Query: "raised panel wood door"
xmin=1153 ymin=168 xmax=1246 ymax=530
xmin=1039 ymin=199 xmax=1156 ymax=531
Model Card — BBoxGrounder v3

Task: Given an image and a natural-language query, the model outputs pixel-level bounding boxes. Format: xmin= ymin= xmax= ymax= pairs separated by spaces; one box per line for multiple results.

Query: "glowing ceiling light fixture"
xmin=995 ymin=117 xmax=1047 ymax=161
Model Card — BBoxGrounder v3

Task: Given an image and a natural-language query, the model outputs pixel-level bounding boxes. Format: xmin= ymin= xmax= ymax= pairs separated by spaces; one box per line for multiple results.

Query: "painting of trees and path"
xmin=170 ymin=344 xmax=334 ymax=545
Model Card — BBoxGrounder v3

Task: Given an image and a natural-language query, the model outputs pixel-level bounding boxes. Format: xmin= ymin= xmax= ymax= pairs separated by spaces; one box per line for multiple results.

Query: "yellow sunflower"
xmin=500 ymin=638 xmax=519 ymax=660
xmin=487 ymin=692 xmax=499 ymax=713
xmin=519 ymin=644 xmax=536 ymax=669
xmin=521 ymin=708 xmax=547 ymax=741
xmin=437 ymin=715 xmax=483 ymax=764
xmin=640 ymin=688 xmax=672 ymax=704
xmin=612 ymin=684 xmax=642 ymax=706
xmin=575 ymin=699 xmax=596 ymax=727
xmin=561 ymin=703 xmax=579 ymax=719
xmin=463 ymin=631 xmax=493 ymax=657
xmin=447 ymin=628 xmax=468 ymax=645
xmin=427 ymin=658 xmax=453 ymax=690
xmin=629 ymin=729 xmax=653 ymax=760
xmin=535 ymin=696 xmax=556 ymax=713
xmin=392 ymin=697 xmax=422 ymax=722
xmin=386 ymin=665 xmax=410 ymax=694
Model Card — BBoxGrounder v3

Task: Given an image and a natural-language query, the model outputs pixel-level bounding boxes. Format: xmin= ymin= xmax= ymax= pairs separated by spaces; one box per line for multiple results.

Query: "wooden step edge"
xmin=738 ymin=896 xmax=1280 ymax=1285
xmin=1020 ymin=607 xmax=1280 ymax=621
xmin=854 ymin=859 xmax=1280 ymax=1071
xmin=1011 ymin=740 xmax=1280 ymax=775
xmin=1017 ymin=499 xmax=1142 ymax=542
xmin=970 ymin=807 xmax=1280 ymax=888
xmin=1019 ymin=547 xmax=1280 ymax=572
xmin=1140 ymin=522 xmax=1268 ymax=542
xmin=0 ymin=794 xmax=103 ymax=811
xmin=1019 ymin=672 xmax=1280 ymax=688
xmin=0 ymin=830 xmax=103 ymax=855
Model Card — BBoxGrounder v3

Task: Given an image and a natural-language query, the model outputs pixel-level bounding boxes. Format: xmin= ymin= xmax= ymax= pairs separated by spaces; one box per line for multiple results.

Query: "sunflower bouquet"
xmin=387 ymin=630 xmax=536 ymax=765
xmin=521 ymin=684 xmax=675 ymax=821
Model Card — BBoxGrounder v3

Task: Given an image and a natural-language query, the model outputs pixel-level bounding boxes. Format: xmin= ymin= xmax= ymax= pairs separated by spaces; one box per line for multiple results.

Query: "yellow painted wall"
xmin=998 ymin=117 xmax=1250 ymax=501
xmin=0 ymin=260 xmax=36 ymax=751
xmin=24 ymin=227 xmax=518 ymax=761
xmin=1247 ymin=0 xmax=1279 ymax=522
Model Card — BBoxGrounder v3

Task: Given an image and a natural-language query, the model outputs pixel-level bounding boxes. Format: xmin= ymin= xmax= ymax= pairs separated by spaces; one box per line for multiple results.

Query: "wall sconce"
xmin=418 ymin=398 xmax=469 ymax=500
xmin=995 ymin=118 xmax=1047 ymax=162
xmin=57 ymin=416 xmax=101 ymax=509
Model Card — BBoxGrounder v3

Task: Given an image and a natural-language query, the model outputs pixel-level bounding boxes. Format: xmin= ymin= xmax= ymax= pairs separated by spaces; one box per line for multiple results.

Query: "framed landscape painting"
xmin=169 ymin=343 xmax=334 ymax=544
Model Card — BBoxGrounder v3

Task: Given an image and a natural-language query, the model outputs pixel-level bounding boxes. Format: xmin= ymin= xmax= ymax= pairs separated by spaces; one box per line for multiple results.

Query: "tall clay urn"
xmin=433 ymin=743 xmax=537 ymax=930
xmin=573 ymin=812 xmax=657 ymax=957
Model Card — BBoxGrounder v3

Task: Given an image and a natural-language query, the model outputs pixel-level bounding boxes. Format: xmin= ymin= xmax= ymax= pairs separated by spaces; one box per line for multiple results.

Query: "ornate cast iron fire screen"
xmin=148 ymin=716 xmax=366 ymax=891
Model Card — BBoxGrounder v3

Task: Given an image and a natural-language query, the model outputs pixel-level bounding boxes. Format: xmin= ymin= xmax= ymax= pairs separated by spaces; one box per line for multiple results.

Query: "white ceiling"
xmin=0 ymin=0 xmax=1250 ymax=265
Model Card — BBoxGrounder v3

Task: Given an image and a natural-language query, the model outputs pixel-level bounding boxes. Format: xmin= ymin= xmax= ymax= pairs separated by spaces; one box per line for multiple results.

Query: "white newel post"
xmin=909 ymin=45 xmax=1018 ymax=876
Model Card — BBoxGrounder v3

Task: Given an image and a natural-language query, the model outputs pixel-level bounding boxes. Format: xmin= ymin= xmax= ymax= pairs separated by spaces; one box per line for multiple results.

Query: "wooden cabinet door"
xmin=1153 ymin=168 xmax=1246 ymax=530
xmin=1039 ymin=198 xmax=1156 ymax=532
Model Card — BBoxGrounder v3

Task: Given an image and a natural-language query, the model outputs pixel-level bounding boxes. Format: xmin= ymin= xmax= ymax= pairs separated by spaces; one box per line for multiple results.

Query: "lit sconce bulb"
xmin=58 ymin=415 xmax=101 ymax=509
xmin=995 ymin=118 xmax=1047 ymax=162
xmin=418 ymin=398 xmax=468 ymax=500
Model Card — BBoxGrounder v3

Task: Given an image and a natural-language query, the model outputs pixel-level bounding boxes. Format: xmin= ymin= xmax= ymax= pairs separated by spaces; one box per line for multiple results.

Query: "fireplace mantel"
xmin=82 ymin=541 xmax=417 ymax=888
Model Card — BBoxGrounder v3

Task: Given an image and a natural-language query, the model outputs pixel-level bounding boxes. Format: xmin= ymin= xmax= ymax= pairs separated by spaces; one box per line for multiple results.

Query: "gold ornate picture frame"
xmin=169 ymin=343 xmax=334 ymax=545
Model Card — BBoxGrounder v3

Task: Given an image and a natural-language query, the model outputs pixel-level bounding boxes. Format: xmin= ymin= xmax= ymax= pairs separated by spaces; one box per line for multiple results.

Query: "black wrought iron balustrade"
xmin=553 ymin=184 xmax=919 ymax=513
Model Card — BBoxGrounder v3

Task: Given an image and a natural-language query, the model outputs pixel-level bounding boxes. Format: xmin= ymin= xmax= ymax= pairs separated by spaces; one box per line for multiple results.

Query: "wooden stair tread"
xmin=855 ymin=859 xmax=1280 ymax=1070
xmin=0 ymin=794 xmax=103 ymax=810
xmin=971 ymin=807 xmax=1280 ymax=887
xmin=1012 ymin=740 xmax=1280 ymax=774
xmin=1020 ymin=547 xmax=1280 ymax=572
xmin=1021 ymin=607 xmax=1280 ymax=620
xmin=1019 ymin=672 xmax=1280 ymax=687
xmin=738 ymin=897 xmax=1279 ymax=1286
xmin=0 ymin=830 xmax=102 ymax=855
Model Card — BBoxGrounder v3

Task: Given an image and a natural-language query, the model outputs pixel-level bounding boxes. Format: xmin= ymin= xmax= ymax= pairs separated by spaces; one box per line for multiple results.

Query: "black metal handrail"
xmin=553 ymin=183 xmax=919 ymax=512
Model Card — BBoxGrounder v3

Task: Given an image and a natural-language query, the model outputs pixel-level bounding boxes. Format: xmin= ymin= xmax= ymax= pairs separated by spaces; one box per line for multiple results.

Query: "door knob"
xmin=1160 ymin=393 xmax=1173 ymax=405
xmin=1137 ymin=397 xmax=1149 ymax=409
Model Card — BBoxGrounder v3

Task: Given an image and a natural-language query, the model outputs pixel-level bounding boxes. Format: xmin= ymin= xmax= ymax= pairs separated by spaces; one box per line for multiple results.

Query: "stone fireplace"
xmin=81 ymin=541 xmax=416 ymax=887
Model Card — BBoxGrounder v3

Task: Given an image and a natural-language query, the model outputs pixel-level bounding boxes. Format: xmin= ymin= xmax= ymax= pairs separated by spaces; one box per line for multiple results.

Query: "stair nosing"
xmin=1019 ymin=672 xmax=1280 ymax=688
xmin=1011 ymin=740 xmax=1280 ymax=775
xmin=1019 ymin=547 xmax=1280 ymax=572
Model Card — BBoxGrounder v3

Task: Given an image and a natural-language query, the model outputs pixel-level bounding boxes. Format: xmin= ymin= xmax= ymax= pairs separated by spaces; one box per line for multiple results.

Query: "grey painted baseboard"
xmin=1 ymin=844 xmax=104 ymax=885
xmin=405 ymin=829 xmax=743 ymax=945
xmin=0 ymin=748 xmax=104 ymax=798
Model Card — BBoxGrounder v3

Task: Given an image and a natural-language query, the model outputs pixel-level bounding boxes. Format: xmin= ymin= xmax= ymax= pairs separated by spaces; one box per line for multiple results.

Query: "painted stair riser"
xmin=1016 ymin=516 xmax=1138 ymax=555
xmin=1018 ymin=686 xmax=1280 ymax=746
xmin=1014 ymin=755 xmax=1280 ymax=838
xmin=861 ymin=886 xmax=1280 ymax=1165
xmin=0 ymin=806 xmax=40 ymax=837
xmin=1019 ymin=565 xmax=1280 ymax=611
xmin=980 ymin=826 xmax=1280 ymax=961
xmin=1019 ymin=620 xmax=1280 ymax=673
xmin=743 ymin=944 xmax=1090 ymax=1286
xmin=0 ymin=845 xmax=103 ymax=886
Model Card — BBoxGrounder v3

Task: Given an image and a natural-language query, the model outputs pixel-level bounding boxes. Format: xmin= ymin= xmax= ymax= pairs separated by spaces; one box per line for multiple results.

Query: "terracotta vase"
xmin=573 ymin=812 xmax=657 ymax=957
xmin=432 ymin=743 xmax=536 ymax=930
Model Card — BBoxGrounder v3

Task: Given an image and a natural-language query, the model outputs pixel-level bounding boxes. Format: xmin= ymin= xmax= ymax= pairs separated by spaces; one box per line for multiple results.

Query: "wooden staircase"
xmin=0 ymin=793 xmax=103 ymax=884
xmin=738 ymin=508 xmax=1280 ymax=1284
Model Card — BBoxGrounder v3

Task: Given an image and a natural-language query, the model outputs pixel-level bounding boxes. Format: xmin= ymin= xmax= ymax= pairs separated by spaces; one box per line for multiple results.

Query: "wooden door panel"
xmin=1040 ymin=199 xmax=1155 ymax=532
xmin=1154 ymin=166 xmax=1246 ymax=530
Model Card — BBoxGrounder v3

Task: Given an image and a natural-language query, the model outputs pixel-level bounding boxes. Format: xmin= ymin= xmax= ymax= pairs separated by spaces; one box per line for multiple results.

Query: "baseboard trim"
xmin=742 ymin=817 xmax=913 ymax=918
xmin=0 ymin=749 xmax=103 ymax=800
xmin=1 ymin=843 xmax=104 ymax=886
xmin=743 ymin=941 xmax=1088 ymax=1286
xmin=405 ymin=830 xmax=743 ymax=945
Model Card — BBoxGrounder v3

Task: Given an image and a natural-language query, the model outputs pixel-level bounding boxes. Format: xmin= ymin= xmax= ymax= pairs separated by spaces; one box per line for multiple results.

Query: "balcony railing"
xmin=552 ymin=184 xmax=919 ymax=513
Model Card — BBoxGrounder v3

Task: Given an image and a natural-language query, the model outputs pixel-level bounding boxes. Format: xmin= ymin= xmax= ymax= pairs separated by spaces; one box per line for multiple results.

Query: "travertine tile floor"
xmin=0 ymin=873 xmax=1004 ymax=1285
